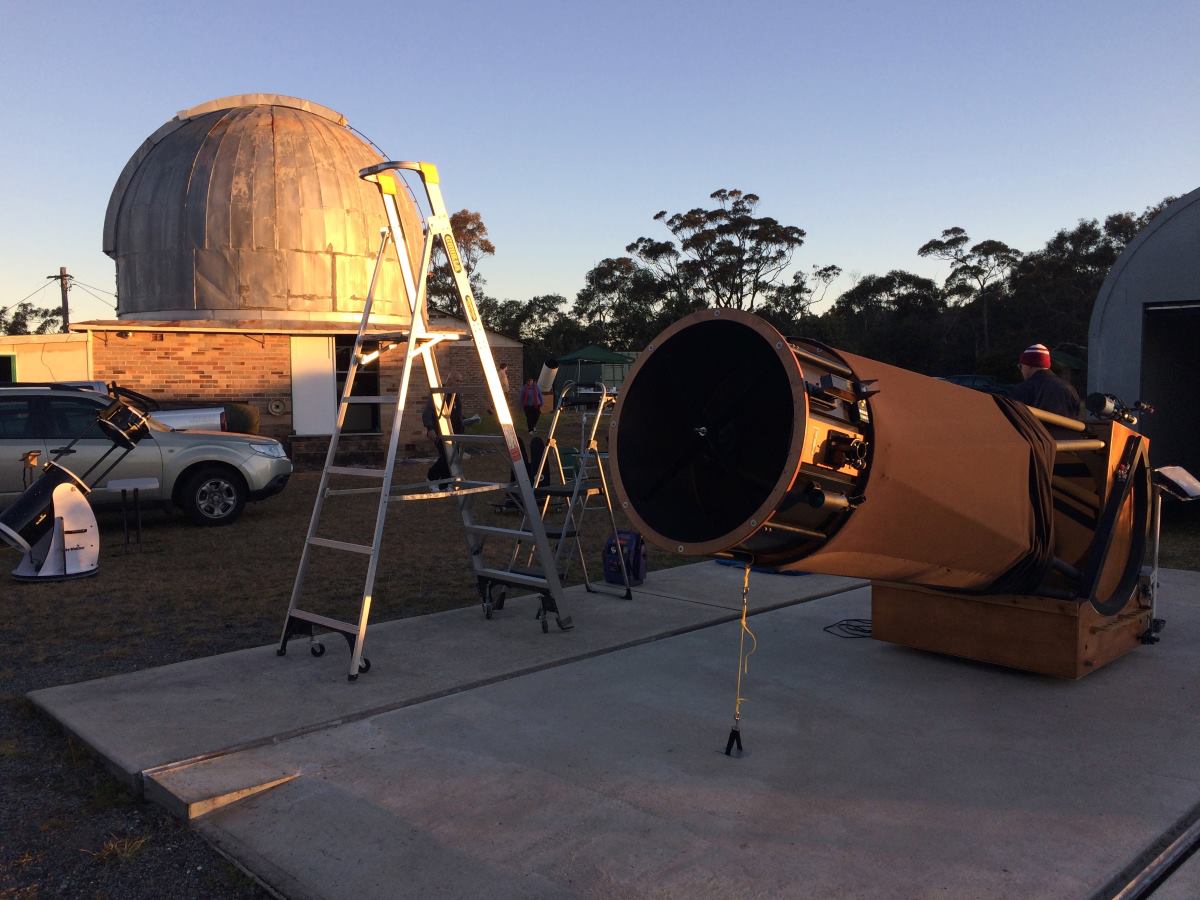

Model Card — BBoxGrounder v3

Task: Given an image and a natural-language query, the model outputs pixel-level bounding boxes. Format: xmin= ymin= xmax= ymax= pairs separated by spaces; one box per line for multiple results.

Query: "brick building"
xmin=75 ymin=93 xmax=520 ymax=463
xmin=71 ymin=320 xmax=521 ymax=459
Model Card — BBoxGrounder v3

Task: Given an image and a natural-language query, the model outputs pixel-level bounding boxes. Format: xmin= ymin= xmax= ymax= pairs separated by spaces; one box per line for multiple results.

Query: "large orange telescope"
xmin=609 ymin=309 xmax=1154 ymax=676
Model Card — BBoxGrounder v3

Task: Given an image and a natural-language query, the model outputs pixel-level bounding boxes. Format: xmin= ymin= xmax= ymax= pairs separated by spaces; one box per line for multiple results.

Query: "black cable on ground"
xmin=823 ymin=618 xmax=872 ymax=638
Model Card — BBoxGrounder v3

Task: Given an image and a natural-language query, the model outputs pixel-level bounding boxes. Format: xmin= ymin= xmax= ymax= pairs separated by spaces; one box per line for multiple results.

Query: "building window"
xmin=335 ymin=337 xmax=380 ymax=434
xmin=0 ymin=355 xmax=14 ymax=382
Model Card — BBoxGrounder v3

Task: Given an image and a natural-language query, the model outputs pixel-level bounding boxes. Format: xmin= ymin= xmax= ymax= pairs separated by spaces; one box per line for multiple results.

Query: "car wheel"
xmin=180 ymin=466 xmax=247 ymax=526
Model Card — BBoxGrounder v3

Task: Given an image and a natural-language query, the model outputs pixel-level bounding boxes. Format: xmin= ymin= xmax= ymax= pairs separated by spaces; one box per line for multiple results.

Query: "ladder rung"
xmin=357 ymin=329 xmax=467 ymax=345
xmin=344 ymin=395 xmax=393 ymax=405
xmin=289 ymin=609 xmax=359 ymax=634
xmin=440 ymin=433 xmax=505 ymax=444
xmin=475 ymin=567 xmax=556 ymax=589
xmin=307 ymin=536 xmax=373 ymax=555
xmin=327 ymin=466 xmax=387 ymax=478
xmin=465 ymin=524 xmax=579 ymax=540
xmin=390 ymin=480 xmax=507 ymax=501
xmin=534 ymin=483 xmax=601 ymax=498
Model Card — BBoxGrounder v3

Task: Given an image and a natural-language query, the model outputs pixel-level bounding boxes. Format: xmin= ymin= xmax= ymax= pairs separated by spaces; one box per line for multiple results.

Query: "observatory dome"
xmin=103 ymin=94 xmax=424 ymax=324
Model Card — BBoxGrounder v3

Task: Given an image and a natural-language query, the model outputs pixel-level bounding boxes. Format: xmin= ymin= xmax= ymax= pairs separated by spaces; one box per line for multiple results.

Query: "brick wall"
xmin=91 ymin=331 xmax=294 ymax=437
xmin=434 ymin=343 xmax=522 ymax=418
xmin=90 ymin=330 xmax=524 ymax=462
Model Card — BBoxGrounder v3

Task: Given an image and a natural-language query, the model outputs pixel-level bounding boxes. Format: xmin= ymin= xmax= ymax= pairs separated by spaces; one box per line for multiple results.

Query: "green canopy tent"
xmin=553 ymin=344 xmax=634 ymax=400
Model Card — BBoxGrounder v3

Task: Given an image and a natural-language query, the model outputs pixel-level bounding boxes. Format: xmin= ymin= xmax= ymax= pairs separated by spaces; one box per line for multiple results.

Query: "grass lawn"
xmin=6 ymin=430 xmax=696 ymax=668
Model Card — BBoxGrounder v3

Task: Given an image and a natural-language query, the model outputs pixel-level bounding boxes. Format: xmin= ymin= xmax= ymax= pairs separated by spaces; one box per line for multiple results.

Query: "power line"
xmin=73 ymin=282 xmax=118 ymax=310
xmin=73 ymin=280 xmax=118 ymax=297
xmin=2 ymin=280 xmax=55 ymax=316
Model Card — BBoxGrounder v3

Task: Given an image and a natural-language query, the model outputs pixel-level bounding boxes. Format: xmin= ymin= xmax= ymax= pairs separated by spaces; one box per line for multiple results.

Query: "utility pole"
xmin=46 ymin=266 xmax=71 ymax=333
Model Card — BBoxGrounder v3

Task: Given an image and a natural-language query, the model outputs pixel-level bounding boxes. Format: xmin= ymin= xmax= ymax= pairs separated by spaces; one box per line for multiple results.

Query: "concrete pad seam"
xmin=138 ymin=581 xmax=866 ymax=787
xmin=1090 ymin=797 xmax=1200 ymax=900
xmin=635 ymin=578 xmax=868 ymax=610
xmin=194 ymin=822 xmax=293 ymax=900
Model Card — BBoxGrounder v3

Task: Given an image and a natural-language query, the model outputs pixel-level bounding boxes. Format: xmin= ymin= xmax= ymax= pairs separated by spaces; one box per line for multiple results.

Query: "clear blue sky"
xmin=1 ymin=0 xmax=1196 ymax=323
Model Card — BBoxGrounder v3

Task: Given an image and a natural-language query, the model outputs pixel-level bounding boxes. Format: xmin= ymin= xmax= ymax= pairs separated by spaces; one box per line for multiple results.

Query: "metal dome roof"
xmin=103 ymin=94 xmax=424 ymax=324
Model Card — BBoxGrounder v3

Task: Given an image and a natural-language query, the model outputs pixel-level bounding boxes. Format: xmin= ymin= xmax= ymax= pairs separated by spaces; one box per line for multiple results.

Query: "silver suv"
xmin=0 ymin=387 xmax=292 ymax=525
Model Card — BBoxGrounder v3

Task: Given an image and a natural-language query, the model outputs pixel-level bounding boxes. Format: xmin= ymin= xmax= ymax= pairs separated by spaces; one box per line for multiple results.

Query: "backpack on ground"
xmin=603 ymin=529 xmax=647 ymax=587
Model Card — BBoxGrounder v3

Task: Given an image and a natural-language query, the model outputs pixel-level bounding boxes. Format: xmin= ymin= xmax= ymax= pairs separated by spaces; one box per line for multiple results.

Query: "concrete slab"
xmin=29 ymin=562 xmax=862 ymax=787
xmin=157 ymin=572 xmax=1198 ymax=899
xmin=635 ymin=561 xmax=821 ymax=610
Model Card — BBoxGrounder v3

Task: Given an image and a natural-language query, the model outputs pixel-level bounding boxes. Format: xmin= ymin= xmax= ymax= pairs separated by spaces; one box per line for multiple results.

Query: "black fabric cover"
xmin=988 ymin=395 xmax=1057 ymax=594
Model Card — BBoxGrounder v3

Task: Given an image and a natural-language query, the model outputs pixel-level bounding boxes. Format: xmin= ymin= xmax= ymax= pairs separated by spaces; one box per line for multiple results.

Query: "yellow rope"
xmin=732 ymin=561 xmax=757 ymax=724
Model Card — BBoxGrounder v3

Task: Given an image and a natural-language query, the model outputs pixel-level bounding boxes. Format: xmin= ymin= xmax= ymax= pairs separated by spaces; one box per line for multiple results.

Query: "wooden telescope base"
xmin=871 ymin=582 xmax=1151 ymax=679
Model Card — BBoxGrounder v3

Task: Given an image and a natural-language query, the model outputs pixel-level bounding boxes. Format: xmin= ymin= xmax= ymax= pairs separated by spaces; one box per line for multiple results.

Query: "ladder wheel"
xmin=276 ymin=647 xmax=287 ymax=657
xmin=358 ymin=658 xmax=371 ymax=673
xmin=310 ymin=643 xmax=325 ymax=658
xmin=348 ymin=673 xmax=358 ymax=682
xmin=487 ymin=582 xmax=507 ymax=611
xmin=484 ymin=602 xmax=493 ymax=620
xmin=541 ymin=618 xmax=549 ymax=634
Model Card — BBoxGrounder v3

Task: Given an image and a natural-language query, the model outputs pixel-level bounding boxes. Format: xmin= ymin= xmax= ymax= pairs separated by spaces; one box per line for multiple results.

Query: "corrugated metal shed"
xmin=103 ymin=94 xmax=424 ymax=324
xmin=1089 ymin=185 xmax=1200 ymax=474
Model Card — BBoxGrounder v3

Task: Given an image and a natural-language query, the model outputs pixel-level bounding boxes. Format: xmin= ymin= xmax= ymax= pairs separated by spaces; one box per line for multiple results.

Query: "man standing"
xmin=1011 ymin=343 xmax=1081 ymax=419
xmin=424 ymin=372 xmax=464 ymax=486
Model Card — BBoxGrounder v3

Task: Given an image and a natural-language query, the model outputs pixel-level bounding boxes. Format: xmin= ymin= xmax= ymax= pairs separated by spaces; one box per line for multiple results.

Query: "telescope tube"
xmin=609 ymin=308 xmax=1066 ymax=593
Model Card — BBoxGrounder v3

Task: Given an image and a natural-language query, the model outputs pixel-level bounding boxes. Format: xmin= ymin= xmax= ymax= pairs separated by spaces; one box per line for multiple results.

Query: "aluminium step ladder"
xmin=277 ymin=161 xmax=572 ymax=681
xmin=495 ymin=381 xmax=634 ymax=609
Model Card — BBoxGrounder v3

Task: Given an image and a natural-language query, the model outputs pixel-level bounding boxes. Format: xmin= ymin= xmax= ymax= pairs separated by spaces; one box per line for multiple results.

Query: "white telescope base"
xmin=11 ymin=484 xmax=99 ymax=581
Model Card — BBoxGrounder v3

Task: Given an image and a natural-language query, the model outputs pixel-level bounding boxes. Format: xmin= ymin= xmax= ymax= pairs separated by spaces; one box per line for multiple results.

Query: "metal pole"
xmin=46 ymin=266 xmax=71 ymax=332
xmin=1055 ymin=438 xmax=1107 ymax=453
xmin=1027 ymin=406 xmax=1087 ymax=433
xmin=1150 ymin=488 xmax=1163 ymax=622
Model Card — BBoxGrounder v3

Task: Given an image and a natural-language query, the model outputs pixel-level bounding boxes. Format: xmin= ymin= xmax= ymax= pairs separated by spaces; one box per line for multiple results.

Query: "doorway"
xmin=1141 ymin=303 xmax=1200 ymax=474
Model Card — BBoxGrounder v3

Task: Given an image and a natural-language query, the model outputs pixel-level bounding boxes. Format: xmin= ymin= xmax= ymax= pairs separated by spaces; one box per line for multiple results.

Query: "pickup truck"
xmin=35 ymin=381 xmax=228 ymax=430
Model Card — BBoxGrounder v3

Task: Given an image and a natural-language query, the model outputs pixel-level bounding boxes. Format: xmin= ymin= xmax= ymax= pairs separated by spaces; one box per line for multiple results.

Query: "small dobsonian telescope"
xmin=609 ymin=309 xmax=1194 ymax=678
xmin=0 ymin=397 xmax=150 ymax=580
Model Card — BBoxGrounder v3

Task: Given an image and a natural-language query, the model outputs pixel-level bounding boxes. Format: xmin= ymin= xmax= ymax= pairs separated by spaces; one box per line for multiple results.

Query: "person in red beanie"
xmin=1011 ymin=343 xmax=1081 ymax=418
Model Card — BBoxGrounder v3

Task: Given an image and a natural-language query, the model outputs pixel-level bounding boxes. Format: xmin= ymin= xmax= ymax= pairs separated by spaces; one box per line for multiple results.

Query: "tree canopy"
xmin=448 ymin=190 xmax=1176 ymax=385
xmin=627 ymin=189 xmax=807 ymax=312
xmin=2 ymin=302 xmax=62 ymax=335
xmin=427 ymin=209 xmax=495 ymax=315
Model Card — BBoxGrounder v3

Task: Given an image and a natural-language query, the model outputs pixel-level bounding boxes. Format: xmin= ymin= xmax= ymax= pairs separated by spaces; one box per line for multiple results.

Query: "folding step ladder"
xmin=495 ymin=381 xmax=634 ymax=608
xmin=278 ymin=161 xmax=572 ymax=681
